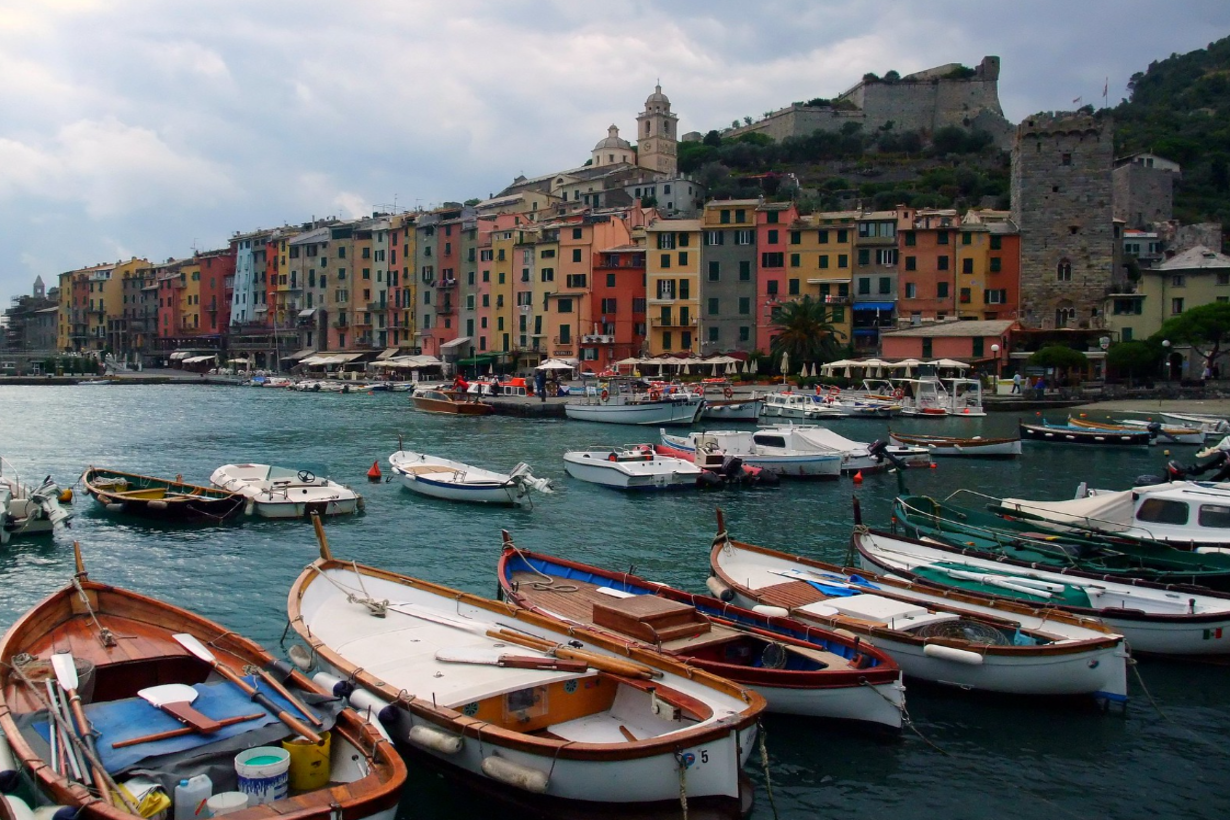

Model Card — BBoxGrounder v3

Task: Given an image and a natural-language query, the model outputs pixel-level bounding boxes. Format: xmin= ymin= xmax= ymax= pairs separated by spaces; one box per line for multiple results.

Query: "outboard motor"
xmin=721 ymin=455 xmax=744 ymax=479
xmin=1146 ymin=421 xmax=1163 ymax=441
xmin=867 ymin=439 xmax=909 ymax=472
xmin=696 ymin=470 xmax=724 ymax=490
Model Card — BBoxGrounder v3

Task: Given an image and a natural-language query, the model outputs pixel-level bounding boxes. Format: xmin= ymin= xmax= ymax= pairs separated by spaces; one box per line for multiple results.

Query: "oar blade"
xmin=173 ymin=632 xmax=217 ymax=663
xmin=50 ymin=652 xmax=79 ymax=691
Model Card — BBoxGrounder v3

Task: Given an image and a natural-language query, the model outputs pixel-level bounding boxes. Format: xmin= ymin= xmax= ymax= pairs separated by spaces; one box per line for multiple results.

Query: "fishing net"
xmin=909 ymin=620 xmax=1011 ymax=645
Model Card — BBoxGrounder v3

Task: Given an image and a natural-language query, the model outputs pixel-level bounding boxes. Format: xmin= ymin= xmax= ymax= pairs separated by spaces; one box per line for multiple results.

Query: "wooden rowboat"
xmin=887 ymin=431 xmax=1021 ymax=458
xmin=0 ymin=547 xmax=406 ymax=820
xmin=1019 ymin=421 xmax=1150 ymax=447
xmin=82 ymin=467 xmax=246 ymax=524
xmin=287 ymin=520 xmax=765 ymax=816
xmin=497 ymin=541 xmax=906 ymax=731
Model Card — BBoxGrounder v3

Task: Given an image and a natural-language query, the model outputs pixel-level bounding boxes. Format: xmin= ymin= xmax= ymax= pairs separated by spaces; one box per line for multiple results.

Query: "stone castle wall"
xmin=1011 ymin=112 xmax=1116 ymax=330
xmin=1112 ymin=163 xmax=1174 ymax=228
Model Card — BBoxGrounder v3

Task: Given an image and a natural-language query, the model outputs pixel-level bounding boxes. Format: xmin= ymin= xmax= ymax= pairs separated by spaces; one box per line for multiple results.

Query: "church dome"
xmin=645 ymin=84 xmax=670 ymax=106
xmin=593 ymin=125 xmax=631 ymax=151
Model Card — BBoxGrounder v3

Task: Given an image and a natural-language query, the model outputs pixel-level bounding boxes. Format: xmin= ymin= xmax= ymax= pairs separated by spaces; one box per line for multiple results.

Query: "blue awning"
xmin=852 ymin=328 xmax=880 ymax=336
xmin=852 ymin=302 xmax=895 ymax=311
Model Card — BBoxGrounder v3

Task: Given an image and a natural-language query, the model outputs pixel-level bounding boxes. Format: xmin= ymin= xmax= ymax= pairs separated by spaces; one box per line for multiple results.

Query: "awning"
xmin=182 ymin=355 xmax=217 ymax=364
xmin=440 ymin=336 xmax=473 ymax=351
xmin=282 ymin=349 xmax=317 ymax=361
xmin=298 ymin=309 xmax=317 ymax=318
xmin=302 ymin=352 xmax=365 ymax=366
xmin=169 ymin=352 xmax=191 ymax=360
xmin=852 ymin=302 xmax=895 ymax=311
xmin=852 ymin=329 xmax=879 ymax=336
xmin=376 ymin=347 xmax=401 ymax=360
xmin=456 ymin=353 xmax=503 ymax=366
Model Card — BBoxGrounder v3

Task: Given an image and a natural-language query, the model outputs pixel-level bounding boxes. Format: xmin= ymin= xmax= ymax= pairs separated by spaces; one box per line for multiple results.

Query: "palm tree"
xmin=769 ymin=296 xmax=846 ymax=375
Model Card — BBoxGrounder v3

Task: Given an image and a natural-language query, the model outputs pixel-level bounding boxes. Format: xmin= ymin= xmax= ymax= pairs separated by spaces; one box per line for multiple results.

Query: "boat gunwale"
xmin=287 ymin=557 xmax=765 ymax=762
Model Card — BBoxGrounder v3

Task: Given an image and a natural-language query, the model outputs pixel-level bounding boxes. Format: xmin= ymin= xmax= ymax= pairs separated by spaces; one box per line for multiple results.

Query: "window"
xmin=990 ymin=257 xmax=1002 ymax=273
xmin=708 ymin=326 xmax=719 ymax=343
xmin=662 ymin=331 xmax=672 ymax=350
xmin=767 ymin=211 xmax=779 ymax=224
xmin=566 ymin=274 xmax=587 ymax=289
xmin=962 ymin=258 xmax=974 ymax=274
xmin=720 ymin=210 xmax=730 ymax=224
xmin=656 ymin=280 xmax=674 ymax=300
xmin=767 ymin=230 xmax=779 ymax=245
xmin=903 ymin=232 xmax=916 ymax=246
xmin=766 ymin=280 xmax=779 ymax=296
xmin=541 ymin=249 xmax=556 ymax=258
xmin=1219 ymin=272 xmax=1230 ymax=286
xmin=734 ymin=230 xmax=754 ymax=245
xmin=961 ymin=232 xmax=972 ymax=246
xmin=960 ymin=287 xmax=972 ymax=304
xmin=818 ymin=230 xmax=829 ymax=244
xmin=1137 ymin=499 xmax=1189 ymax=526
xmin=877 ymin=249 xmax=897 ymax=266
xmin=837 ymin=254 xmax=849 ymax=268
xmin=905 ymin=283 xmax=916 ymax=298
xmin=1112 ymin=298 xmax=1142 ymax=315
xmin=858 ymin=279 xmax=871 ymax=295
xmin=572 ymin=227 xmax=583 ymax=240
xmin=990 ymin=235 xmax=1002 ymax=251
xmin=922 ymin=339 xmax=933 ymax=358
xmin=735 ymin=209 xmax=745 ymax=223
xmin=878 ymin=277 xmax=891 ymax=295
xmin=1057 ymin=259 xmax=1072 ymax=281
xmin=559 ymin=324 xmax=571 ymax=344
xmin=858 ymin=249 xmax=870 ymax=267
xmin=572 ymin=248 xmax=582 ymax=263
xmin=985 ymin=289 xmax=1008 ymax=304
xmin=705 ymin=231 xmax=724 ymax=246
xmin=1171 ymin=275 xmax=1186 ymax=287
xmin=937 ymin=256 xmax=949 ymax=271
xmin=708 ymin=297 xmax=719 ymax=315
xmin=789 ymin=279 xmax=800 ymax=296
xmin=790 ymin=254 xmax=800 ymax=268
xmin=557 ymin=298 xmax=574 ymax=313
xmin=762 ymin=252 xmax=784 ymax=267
xmin=1199 ymin=505 xmax=1230 ymax=529
xmin=1172 ymin=298 xmax=1185 ymax=314
xmin=937 ymin=282 xmax=949 ymax=298
xmin=739 ymin=297 xmax=750 ymax=315
xmin=679 ymin=252 xmax=688 ymax=266
xmin=739 ymin=326 xmax=750 ymax=342
xmin=657 ymin=233 xmax=675 ymax=250
xmin=680 ymin=331 xmax=691 ymax=350
xmin=541 ymin=267 xmax=554 ymax=282
xmin=739 ymin=261 xmax=751 ymax=281
xmin=1122 ymin=327 xmax=1133 ymax=340
xmin=1056 ymin=307 xmax=1076 ymax=327
xmin=606 ymin=273 xmax=615 ymax=287
xmin=633 ymin=297 xmax=646 ymax=312
xmin=937 ymin=232 xmax=949 ymax=245
xmin=972 ymin=337 xmax=984 ymax=357
xmin=708 ymin=262 xmax=720 ymax=281
xmin=836 ymin=229 xmax=848 ymax=243
xmin=819 ymin=255 xmax=830 ymax=269
xmin=1062 ymin=152 xmax=1072 ymax=166
xmin=790 ymin=231 xmax=801 ymax=244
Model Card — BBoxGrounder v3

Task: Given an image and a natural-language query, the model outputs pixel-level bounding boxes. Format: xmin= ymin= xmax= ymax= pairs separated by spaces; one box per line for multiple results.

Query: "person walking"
xmin=1011 ymin=372 xmax=1022 ymax=394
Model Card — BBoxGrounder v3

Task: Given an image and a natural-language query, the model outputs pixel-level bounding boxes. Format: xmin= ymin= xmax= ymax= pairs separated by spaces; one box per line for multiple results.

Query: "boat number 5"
xmin=680 ymin=750 xmax=709 ymax=769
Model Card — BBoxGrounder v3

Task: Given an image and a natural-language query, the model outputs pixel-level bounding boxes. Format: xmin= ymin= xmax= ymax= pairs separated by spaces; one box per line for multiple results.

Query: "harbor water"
xmin=2 ymin=384 xmax=1228 ymax=820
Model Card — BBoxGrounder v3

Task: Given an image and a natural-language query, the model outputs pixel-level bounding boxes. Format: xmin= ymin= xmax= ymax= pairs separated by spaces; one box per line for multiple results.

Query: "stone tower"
xmin=1010 ymin=112 xmax=1115 ymax=330
xmin=636 ymin=84 xmax=678 ymax=175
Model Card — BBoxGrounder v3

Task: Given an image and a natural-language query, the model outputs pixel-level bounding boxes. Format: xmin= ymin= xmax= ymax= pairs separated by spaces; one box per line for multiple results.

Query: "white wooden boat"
xmin=498 ymin=545 xmax=906 ymax=730
xmin=762 ymin=424 xmax=932 ymax=473
xmin=851 ymin=525 xmax=1230 ymax=659
xmin=659 ymin=429 xmax=842 ymax=479
xmin=388 ymin=450 xmax=551 ymax=507
xmin=564 ymin=387 xmax=703 ymax=426
xmin=887 ymin=432 xmax=1022 ymax=458
xmin=700 ymin=396 xmax=763 ymax=421
xmin=1160 ymin=412 xmax=1230 ymax=439
xmin=995 ymin=480 xmax=1230 ymax=551
xmin=1105 ymin=418 xmax=1204 ymax=445
xmin=287 ymin=531 xmax=765 ymax=815
xmin=708 ymin=514 xmax=1130 ymax=702
xmin=1 ymin=457 xmax=71 ymax=544
xmin=209 ymin=464 xmax=363 ymax=518
xmin=562 ymin=445 xmax=702 ymax=490
xmin=758 ymin=392 xmax=848 ymax=420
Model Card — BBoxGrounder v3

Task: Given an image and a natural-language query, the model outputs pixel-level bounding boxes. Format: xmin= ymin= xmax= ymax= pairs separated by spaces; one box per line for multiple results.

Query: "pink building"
xmin=879 ymin=319 xmax=1016 ymax=368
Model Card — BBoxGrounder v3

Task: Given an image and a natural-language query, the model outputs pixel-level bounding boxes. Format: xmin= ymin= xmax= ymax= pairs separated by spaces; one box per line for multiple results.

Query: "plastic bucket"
xmin=205 ymin=792 xmax=248 ymax=817
xmin=282 ymin=731 xmax=331 ymax=792
xmin=234 ymin=747 xmax=290 ymax=805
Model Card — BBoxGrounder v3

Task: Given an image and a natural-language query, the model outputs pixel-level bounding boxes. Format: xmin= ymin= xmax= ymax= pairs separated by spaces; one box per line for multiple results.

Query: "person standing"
xmin=1035 ymin=375 xmax=1047 ymax=399
xmin=1011 ymin=372 xmax=1022 ymax=394
xmin=535 ymin=369 xmax=547 ymax=403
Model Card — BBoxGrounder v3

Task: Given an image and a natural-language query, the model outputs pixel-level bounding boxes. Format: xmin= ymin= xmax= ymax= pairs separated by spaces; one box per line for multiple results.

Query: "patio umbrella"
xmin=780 ymin=351 xmax=790 ymax=383
xmin=536 ymin=359 xmax=574 ymax=371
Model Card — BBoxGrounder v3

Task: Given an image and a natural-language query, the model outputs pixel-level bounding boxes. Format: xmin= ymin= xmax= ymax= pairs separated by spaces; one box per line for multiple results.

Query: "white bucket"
xmin=206 ymin=792 xmax=249 ymax=816
xmin=234 ymin=747 xmax=290 ymax=805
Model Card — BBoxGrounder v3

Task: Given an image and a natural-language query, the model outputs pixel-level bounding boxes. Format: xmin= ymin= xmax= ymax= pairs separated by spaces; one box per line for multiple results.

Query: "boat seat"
xmin=398 ymin=465 xmax=463 ymax=476
xmin=593 ymin=595 xmax=710 ymax=643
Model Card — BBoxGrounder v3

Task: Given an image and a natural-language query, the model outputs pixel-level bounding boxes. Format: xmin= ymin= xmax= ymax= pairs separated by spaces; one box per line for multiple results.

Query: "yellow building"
xmin=57 ymin=259 xmax=147 ymax=352
xmin=1108 ymin=245 xmax=1230 ymax=343
xmin=796 ymin=211 xmax=857 ymax=346
xmin=646 ymin=218 xmax=702 ymax=355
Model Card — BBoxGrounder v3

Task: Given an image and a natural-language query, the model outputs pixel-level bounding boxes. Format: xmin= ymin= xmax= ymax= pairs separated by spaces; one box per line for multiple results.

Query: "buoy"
xmin=930 ymin=463 xmax=938 ymax=469
xmin=58 ymin=488 xmax=73 ymax=504
xmin=408 ymin=725 xmax=464 ymax=756
xmin=751 ymin=605 xmax=790 ymax=619
xmin=367 ymin=461 xmax=382 ymax=482
xmin=852 ymin=471 xmax=863 ymax=484
xmin=923 ymin=643 xmax=984 ymax=665
xmin=147 ymin=499 xmax=168 ymax=511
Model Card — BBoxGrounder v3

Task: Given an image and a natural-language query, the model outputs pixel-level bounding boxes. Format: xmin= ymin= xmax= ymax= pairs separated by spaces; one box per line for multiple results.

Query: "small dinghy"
xmin=210 ymin=465 xmax=363 ymax=518
xmin=707 ymin=512 xmax=1129 ymax=702
xmin=82 ymin=467 xmax=246 ymax=524
xmin=0 ymin=546 xmax=406 ymax=820
xmin=388 ymin=450 xmax=551 ymax=507
xmin=562 ymin=444 xmax=703 ymax=490
xmin=1 ymin=457 xmax=71 ymax=544
xmin=498 ymin=541 xmax=905 ymax=731
xmin=887 ymin=431 xmax=1022 ymax=458
xmin=287 ymin=520 xmax=765 ymax=816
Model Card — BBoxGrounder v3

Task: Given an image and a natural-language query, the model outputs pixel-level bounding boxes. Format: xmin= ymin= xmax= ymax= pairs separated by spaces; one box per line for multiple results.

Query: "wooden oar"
xmin=435 ymin=648 xmax=589 ymax=672
xmin=112 ymin=713 xmax=265 ymax=749
xmin=172 ymin=634 xmax=322 ymax=744
xmin=138 ymin=684 xmax=222 ymax=733
xmin=244 ymin=666 xmax=323 ymax=728
xmin=51 ymin=653 xmax=113 ymax=807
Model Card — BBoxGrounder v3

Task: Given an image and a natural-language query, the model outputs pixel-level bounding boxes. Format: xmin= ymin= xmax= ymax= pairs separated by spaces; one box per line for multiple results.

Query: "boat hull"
xmin=659 ymin=434 xmax=841 ymax=479
xmin=1020 ymin=422 xmax=1150 ymax=447
xmin=82 ymin=468 xmax=246 ymax=523
xmin=411 ymin=396 xmax=494 ymax=415
xmin=888 ymin=433 xmax=1022 ymax=458
xmin=700 ymin=399 xmax=763 ymax=421
xmin=210 ymin=464 xmax=363 ymax=518
xmin=389 ymin=452 xmax=531 ymax=506
xmin=562 ymin=452 xmax=699 ymax=490
xmin=565 ymin=398 xmax=703 ymax=426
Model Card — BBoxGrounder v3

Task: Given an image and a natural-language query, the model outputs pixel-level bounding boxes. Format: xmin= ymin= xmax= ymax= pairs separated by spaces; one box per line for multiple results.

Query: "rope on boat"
xmin=309 ymin=563 xmax=389 ymax=617
xmin=71 ymin=577 xmax=117 ymax=647
xmin=505 ymin=536 xmax=578 ymax=593
xmin=674 ymin=751 xmax=689 ymax=820
xmin=757 ymin=719 xmax=779 ymax=820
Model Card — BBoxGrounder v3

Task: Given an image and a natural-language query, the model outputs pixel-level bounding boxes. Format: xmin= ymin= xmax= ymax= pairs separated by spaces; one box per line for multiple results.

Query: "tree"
xmin=769 ymin=296 xmax=846 ymax=373
xmin=1107 ymin=340 xmax=1162 ymax=384
xmin=1028 ymin=345 xmax=1089 ymax=383
xmin=703 ymin=130 xmax=722 ymax=147
xmin=1155 ymin=302 xmax=1230 ymax=368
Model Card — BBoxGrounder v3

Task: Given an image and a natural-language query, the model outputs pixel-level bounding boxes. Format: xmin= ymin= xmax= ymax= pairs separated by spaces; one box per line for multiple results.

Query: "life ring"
xmin=723 ymin=387 xmax=733 ymax=399
xmin=693 ymin=386 xmax=704 ymax=396
xmin=608 ymin=453 xmax=618 ymax=462
xmin=828 ymin=386 xmax=841 ymax=397
xmin=649 ymin=390 xmax=661 ymax=401
xmin=893 ymin=388 xmax=905 ymax=400
xmin=600 ymin=389 xmax=609 ymax=401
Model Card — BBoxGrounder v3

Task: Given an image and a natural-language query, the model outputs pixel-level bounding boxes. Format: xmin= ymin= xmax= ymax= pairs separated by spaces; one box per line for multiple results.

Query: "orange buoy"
xmin=930 ymin=463 xmax=938 ymax=469
xmin=367 ymin=460 xmax=382 ymax=482
xmin=852 ymin=471 xmax=864 ymax=484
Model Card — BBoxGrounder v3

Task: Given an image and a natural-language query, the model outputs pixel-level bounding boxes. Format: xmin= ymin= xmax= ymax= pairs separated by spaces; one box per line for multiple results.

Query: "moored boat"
xmin=410 ymin=387 xmax=494 ymax=416
xmin=757 ymin=391 xmax=848 ymax=421
xmin=763 ymin=424 xmax=932 ymax=473
xmin=497 ymin=542 xmax=905 ymax=730
xmin=1 ymin=457 xmax=71 ymax=544
xmin=887 ymin=431 xmax=1021 ymax=458
xmin=564 ymin=380 xmax=703 ymax=426
xmin=210 ymin=465 xmax=363 ymax=518
xmin=82 ymin=467 xmax=246 ymax=524
xmin=1066 ymin=417 xmax=1204 ymax=445
xmin=388 ymin=450 xmax=551 ymax=507
xmin=660 ymin=428 xmax=843 ymax=479
xmin=0 ymin=547 xmax=406 ymax=820
xmin=287 ymin=525 xmax=765 ymax=815
xmin=562 ymin=445 xmax=703 ymax=490
xmin=1019 ymin=421 xmax=1151 ymax=447
xmin=1105 ymin=417 xmax=1205 ymax=445
xmin=852 ymin=525 xmax=1230 ymax=659
xmin=707 ymin=513 xmax=1130 ymax=701
xmin=1160 ymin=411 xmax=1230 ymax=439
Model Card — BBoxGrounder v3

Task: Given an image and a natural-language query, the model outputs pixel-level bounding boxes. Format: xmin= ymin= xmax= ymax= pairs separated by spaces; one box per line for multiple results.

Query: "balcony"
xmin=367 ymin=302 xmax=386 ymax=312
xmin=436 ymin=303 xmax=455 ymax=315
xmin=648 ymin=316 xmax=696 ymax=328
xmin=436 ymin=279 xmax=457 ymax=290
xmin=332 ymin=317 xmax=349 ymax=329
xmin=647 ymin=297 xmax=678 ymax=306
xmin=581 ymin=334 xmax=615 ymax=345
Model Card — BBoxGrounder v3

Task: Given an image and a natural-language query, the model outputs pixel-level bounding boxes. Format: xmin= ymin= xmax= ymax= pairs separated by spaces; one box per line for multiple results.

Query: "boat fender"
xmin=724 ymin=387 xmax=733 ymax=398
xmin=105 ymin=503 xmax=124 ymax=512
xmin=3 ymin=795 xmax=34 ymax=820
xmin=480 ymin=756 xmax=549 ymax=794
xmin=287 ymin=646 xmax=314 ymax=673
xmin=311 ymin=672 xmax=355 ymax=699
xmin=408 ymin=725 xmax=463 ymax=756
xmin=923 ymin=643 xmax=984 ymax=666
xmin=147 ymin=500 xmax=168 ymax=511
xmin=751 ymin=605 xmax=789 ymax=619
xmin=705 ymin=576 xmax=735 ymax=602
xmin=693 ymin=387 xmax=704 ymax=396
xmin=0 ymin=728 xmax=19 ymax=793
xmin=244 ymin=499 xmax=255 ymax=516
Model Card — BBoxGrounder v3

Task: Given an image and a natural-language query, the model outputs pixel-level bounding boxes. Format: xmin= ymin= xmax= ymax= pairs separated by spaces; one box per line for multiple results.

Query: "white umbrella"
xmin=536 ymin=359 xmax=574 ymax=371
xmin=780 ymin=351 xmax=790 ymax=383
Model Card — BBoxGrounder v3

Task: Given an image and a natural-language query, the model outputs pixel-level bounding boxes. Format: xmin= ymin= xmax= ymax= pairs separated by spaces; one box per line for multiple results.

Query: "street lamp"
xmin=1162 ymin=339 xmax=1171 ymax=383
xmin=991 ymin=343 xmax=1001 ymax=391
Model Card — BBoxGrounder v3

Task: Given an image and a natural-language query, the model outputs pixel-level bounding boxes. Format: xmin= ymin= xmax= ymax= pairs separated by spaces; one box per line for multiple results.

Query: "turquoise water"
xmin=2 ymin=384 xmax=1228 ymax=820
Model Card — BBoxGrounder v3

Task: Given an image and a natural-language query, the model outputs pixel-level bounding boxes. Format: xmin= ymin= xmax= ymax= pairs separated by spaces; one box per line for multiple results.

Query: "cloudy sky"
xmin=1 ymin=0 xmax=1227 ymax=306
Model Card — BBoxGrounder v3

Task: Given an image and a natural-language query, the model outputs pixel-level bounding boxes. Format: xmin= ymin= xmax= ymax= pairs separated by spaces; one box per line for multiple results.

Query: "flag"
xmin=1203 ymin=627 xmax=1223 ymax=640
xmin=1103 ymin=78 xmax=1108 ymax=97
xmin=1072 ymin=96 xmax=1082 ymax=105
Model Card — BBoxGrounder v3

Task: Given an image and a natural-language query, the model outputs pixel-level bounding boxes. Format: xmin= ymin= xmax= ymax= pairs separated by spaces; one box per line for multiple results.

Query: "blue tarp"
xmin=852 ymin=302 xmax=895 ymax=311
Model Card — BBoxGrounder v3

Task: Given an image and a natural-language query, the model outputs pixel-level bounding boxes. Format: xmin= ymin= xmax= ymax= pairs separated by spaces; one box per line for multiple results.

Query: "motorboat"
xmin=287 ymin=531 xmax=765 ymax=815
xmin=497 ymin=543 xmax=905 ymax=730
xmin=388 ymin=450 xmax=551 ymax=507
xmin=887 ymin=431 xmax=1021 ymax=458
xmin=659 ymin=429 xmax=843 ymax=479
xmin=852 ymin=525 xmax=1230 ymax=659
xmin=993 ymin=480 xmax=1230 ymax=552
xmin=1019 ymin=421 xmax=1151 ymax=447
xmin=757 ymin=391 xmax=848 ymax=421
xmin=1160 ymin=412 xmax=1230 ymax=440
xmin=1066 ymin=417 xmax=1204 ymax=445
xmin=1 ymin=457 xmax=71 ymax=544
xmin=893 ymin=493 xmax=1230 ymax=588
xmin=410 ymin=387 xmax=494 ymax=416
xmin=651 ymin=442 xmax=780 ymax=488
xmin=699 ymin=388 xmax=764 ymax=421
xmin=209 ymin=464 xmax=364 ymax=518
xmin=82 ymin=467 xmax=246 ymax=524
xmin=562 ymin=445 xmax=703 ymax=490
xmin=564 ymin=380 xmax=703 ymax=426
xmin=764 ymin=424 xmax=932 ymax=473
xmin=887 ymin=378 xmax=950 ymax=417
xmin=943 ymin=378 xmax=986 ymax=417
xmin=707 ymin=513 xmax=1129 ymax=702
xmin=0 ymin=547 xmax=406 ymax=820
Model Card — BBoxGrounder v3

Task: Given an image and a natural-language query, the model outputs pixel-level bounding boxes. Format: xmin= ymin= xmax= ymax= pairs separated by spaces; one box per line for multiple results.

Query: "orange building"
xmin=896 ymin=209 xmax=961 ymax=323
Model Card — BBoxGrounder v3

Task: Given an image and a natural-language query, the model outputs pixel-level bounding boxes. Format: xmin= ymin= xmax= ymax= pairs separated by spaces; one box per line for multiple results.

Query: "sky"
xmin=1 ymin=0 xmax=1228 ymax=306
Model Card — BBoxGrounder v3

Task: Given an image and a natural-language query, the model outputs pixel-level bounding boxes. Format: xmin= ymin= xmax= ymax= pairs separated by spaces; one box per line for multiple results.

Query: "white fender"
xmin=0 ymin=727 xmax=18 ymax=793
xmin=407 ymin=725 xmax=463 ymax=755
xmin=346 ymin=688 xmax=396 ymax=742
xmin=480 ymin=756 xmax=549 ymax=793
xmin=146 ymin=500 xmax=168 ymax=511
xmin=310 ymin=672 xmax=353 ymax=699
xmin=105 ymin=503 xmax=123 ymax=512
xmin=923 ymin=643 xmax=984 ymax=666
xmin=3 ymin=795 xmax=34 ymax=820
xmin=751 ymin=605 xmax=790 ymax=619
xmin=705 ymin=576 xmax=735 ymax=602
